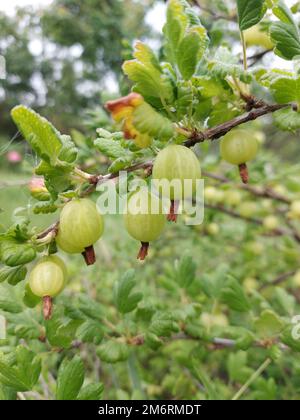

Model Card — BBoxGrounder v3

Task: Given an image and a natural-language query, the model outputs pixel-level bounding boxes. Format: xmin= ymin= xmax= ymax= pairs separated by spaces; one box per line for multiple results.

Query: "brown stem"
xmin=184 ymin=103 xmax=290 ymax=147
xmin=239 ymin=163 xmax=249 ymax=184
xmin=43 ymin=296 xmax=53 ymax=320
xmin=82 ymin=245 xmax=96 ymax=265
xmin=167 ymin=200 xmax=180 ymax=222
xmin=137 ymin=242 xmax=149 ymax=260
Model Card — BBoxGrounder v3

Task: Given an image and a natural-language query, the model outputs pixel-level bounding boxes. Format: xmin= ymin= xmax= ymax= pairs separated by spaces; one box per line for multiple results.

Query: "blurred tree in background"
xmin=0 ymin=0 xmax=156 ymax=137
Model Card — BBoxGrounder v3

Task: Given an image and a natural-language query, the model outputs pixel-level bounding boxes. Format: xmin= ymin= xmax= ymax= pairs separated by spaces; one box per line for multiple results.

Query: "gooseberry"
xmin=124 ymin=189 xmax=166 ymax=260
xmin=152 ymin=145 xmax=201 ymax=221
xmin=263 ymin=215 xmax=280 ymax=231
xmin=56 ymin=198 xmax=104 ymax=265
xmin=220 ymin=129 xmax=258 ymax=184
xmin=29 ymin=255 xmax=67 ymax=320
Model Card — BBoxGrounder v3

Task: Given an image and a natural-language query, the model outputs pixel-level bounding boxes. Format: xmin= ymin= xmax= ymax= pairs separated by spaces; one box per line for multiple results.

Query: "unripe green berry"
xmin=152 ymin=145 xmax=201 ymax=200
xmin=220 ymin=130 xmax=258 ymax=166
xmin=29 ymin=256 xmax=66 ymax=298
xmin=124 ymin=189 xmax=166 ymax=260
xmin=56 ymin=198 xmax=104 ymax=254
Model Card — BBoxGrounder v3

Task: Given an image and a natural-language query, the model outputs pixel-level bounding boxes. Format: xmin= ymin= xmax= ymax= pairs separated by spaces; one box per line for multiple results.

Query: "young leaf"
xmin=0 ymin=240 xmax=36 ymax=267
xmin=11 ymin=106 xmax=77 ymax=166
xmin=221 ymin=276 xmax=251 ymax=312
xmin=0 ymin=346 xmax=41 ymax=391
xmin=56 ymin=356 xmax=85 ymax=400
xmin=97 ymin=340 xmax=129 ymax=363
xmin=115 ymin=269 xmax=143 ymax=314
xmin=123 ymin=42 xmax=174 ymax=103
xmin=177 ymin=27 xmax=208 ymax=80
xmin=76 ymin=320 xmax=104 ymax=345
xmin=270 ymin=75 xmax=300 ymax=103
xmin=77 ymin=383 xmax=104 ymax=401
xmin=270 ymin=21 xmax=300 ymax=60
xmin=46 ymin=316 xmax=82 ymax=349
xmin=0 ymin=285 xmax=23 ymax=313
xmin=273 ymin=108 xmax=300 ymax=132
xmin=254 ymin=310 xmax=285 ymax=338
xmin=0 ymin=265 xmax=27 ymax=286
xmin=237 ymin=0 xmax=266 ymax=31
xmin=175 ymin=255 xmax=196 ymax=289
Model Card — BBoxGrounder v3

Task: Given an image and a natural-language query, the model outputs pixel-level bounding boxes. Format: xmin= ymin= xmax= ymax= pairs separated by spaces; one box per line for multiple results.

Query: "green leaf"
xmin=221 ymin=276 xmax=251 ymax=312
xmin=35 ymin=160 xmax=73 ymax=195
xmin=273 ymin=107 xmax=300 ymax=132
xmin=254 ymin=309 xmax=285 ymax=338
xmin=123 ymin=42 xmax=174 ymax=103
xmin=115 ymin=269 xmax=143 ymax=314
xmin=175 ymin=255 xmax=196 ymax=289
xmin=227 ymin=351 xmax=253 ymax=383
xmin=11 ymin=106 xmax=77 ymax=165
xmin=177 ymin=27 xmax=208 ymax=80
xmin=56 ymin=356 xmax=84 ymax=400
xmin=108 ymin=156 xmax=135 ymax=173
xmin=149 ymin=312 xmax=180 ymax=337
xmin=46 ymin=315 xmax=82 ymax=349
xmin=0 ymin=346 xmax=41 ymax=392
xmin=0 ymin=240 xmax=36 ymax=267
xmin=189 ymin=357 xmax=219 ymax=400
xmin=23 ymin=283 xmax=40 ymax=308
xmin=163 ymin=0 xmax=189 ymax=64
xmin=270 ymin=75 xmax=300 ymax=103
xmin=94 ymin=137 xmax=128 ymax=159
xmin=77 ymin=383 xmax=104 ymax=401
xmin=0 ymin=285 xmax=23 ymax=313
xmin=76 ymin=320 xmax=104 ymax=345
xmin=0 ymin=384 xmax=16 ymax=400
xmin=274 ymin=287 xmax=295 ymax=316
xmin=237 ymin=0 xmax=266 ymax=31
xmin=0 ymin=265 xmax=27 ymax=286
xmin=270 ymin=21 xmax=300 ymax=60
xmin=272 ymin=0 xmax=296 ymax=25
xmin=208 ymin=47 xmax=252 ymax=83
xmin=97 ymin=340 xmax=129 ymax=363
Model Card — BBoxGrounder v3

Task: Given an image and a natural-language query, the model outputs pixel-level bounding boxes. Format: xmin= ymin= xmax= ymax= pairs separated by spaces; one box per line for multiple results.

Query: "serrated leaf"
xmin=123 ymin=42 xmax=174 ymax=103
xmin=273 ymin=107 xmax=300 ymax=131
xmin=208 ymin=47 xmax=252 ymax=83
xmin=0 ymin=240 xmax=36 ymax=267
xmin=254 ymin=309 xmax=285 ymax=338
xmin=0 ymin=265 xmax=27 ymax=286
xmin=94 ymin=137 xmax=129 ymax=159
xmin=0 ymin=384 xmax=16 ymax=400
xmin=221 ymin=276 xmax=251 ymax=312
xmin=108 ymin=156 xmax=135 ymax=173
xmin=77 ymin=383 xmax=104 ymax=400
xmin=175 ymin=255 xmax=196 ymax=289
xmin=163 ymin=0 xmax=189 ymax=64
xmin=177 ymin=27 xmax=208 ymax=80
xmin=270 ymin=21 xmax=300 ymax=60
xmin=270 ymin=75 xmax=300 ymax=103
xmin=115 ymin=269 xmax=143 ymax=314
xmin=0 ymin=346 xmax=41 ymax=392
xmin=56 ymin=356 xmax=84 ymax=400
xmin=227 ymin=351 xmax=253 ymax=383
xmin=97 ymin=340 xmax=129 ymax=363
xmin=237 ymin=0 xmax=266 ymax=31
xmin=11 ymin=106 xmax=77 ymax=166
xmin=46 ymin=316 xmax=82 ymax=349
xmin=0 ymin=285 xmax=23 ymax=313
xmin=76 ymin=320 xmax=104 ymax=345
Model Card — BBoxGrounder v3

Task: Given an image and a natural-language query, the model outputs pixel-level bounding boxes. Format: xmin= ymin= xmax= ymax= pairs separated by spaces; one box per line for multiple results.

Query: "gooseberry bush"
xmin=1 ymin=0 xmax=300 ymax=400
